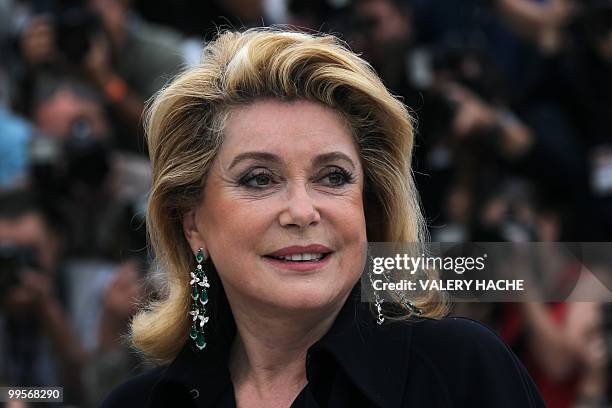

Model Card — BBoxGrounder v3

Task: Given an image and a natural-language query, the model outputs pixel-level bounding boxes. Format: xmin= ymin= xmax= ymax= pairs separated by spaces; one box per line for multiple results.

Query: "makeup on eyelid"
xmin=236 ymin=166 xmax=356 ymax=189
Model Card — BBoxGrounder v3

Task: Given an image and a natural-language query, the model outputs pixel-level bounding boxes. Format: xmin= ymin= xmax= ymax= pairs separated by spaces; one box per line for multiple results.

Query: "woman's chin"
xmin=257 ymin=282 xmax=349 ymax=313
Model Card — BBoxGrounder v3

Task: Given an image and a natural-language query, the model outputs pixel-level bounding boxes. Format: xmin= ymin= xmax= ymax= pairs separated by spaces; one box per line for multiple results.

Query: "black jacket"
xmin=101 ymin=285 xmax=545 ymax=407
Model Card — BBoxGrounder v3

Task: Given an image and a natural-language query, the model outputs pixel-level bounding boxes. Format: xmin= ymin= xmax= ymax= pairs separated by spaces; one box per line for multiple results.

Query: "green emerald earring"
xmin=188 ymin=248 xmax=210 ymax=350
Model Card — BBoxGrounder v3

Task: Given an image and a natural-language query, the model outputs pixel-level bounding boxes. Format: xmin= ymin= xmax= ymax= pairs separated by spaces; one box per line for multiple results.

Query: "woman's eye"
xmin=320 ymin=168 xmax=353 ymax=187
xmin=252 ymin=174 xmax=271 ymax=186
xmin=241 ymin=170 xmax=275 ymax=188
xmin=325 ymin=173 xmax=345 ymax=186
xmin=239 ymin=167 xmax=353 ymax=189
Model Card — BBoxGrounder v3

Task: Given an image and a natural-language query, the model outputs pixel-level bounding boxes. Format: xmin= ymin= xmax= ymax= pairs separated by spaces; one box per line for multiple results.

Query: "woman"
xmin=102 ymin=28 xmax=544 ymax=407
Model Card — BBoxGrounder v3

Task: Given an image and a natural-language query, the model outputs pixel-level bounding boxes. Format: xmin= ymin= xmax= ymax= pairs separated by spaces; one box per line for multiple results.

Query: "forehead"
xmin=219 ymin=99 xmax=360 ymax=162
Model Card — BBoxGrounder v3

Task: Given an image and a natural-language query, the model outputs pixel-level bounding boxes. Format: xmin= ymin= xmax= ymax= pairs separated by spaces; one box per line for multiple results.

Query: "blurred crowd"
xmin=0 ymin=0 xmax=610 ymax=407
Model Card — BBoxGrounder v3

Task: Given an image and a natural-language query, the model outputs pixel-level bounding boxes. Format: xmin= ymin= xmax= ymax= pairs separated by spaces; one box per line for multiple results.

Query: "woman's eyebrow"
xmin=228 ymin=151 xmax=356 ymax=170
xmin=229 ymin=152 xmax=282 ymax=170
xmin=312 ymin=152 xmax=356 ymax=170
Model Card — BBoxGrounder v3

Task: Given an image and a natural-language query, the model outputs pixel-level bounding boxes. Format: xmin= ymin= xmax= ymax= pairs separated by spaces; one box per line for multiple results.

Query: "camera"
xmin=55 ymin=6 xmax=101 ymax=65
xmin=31 ymin=1 xmax=102 ymax=65
xmin=30 ymin=116 xmax=111 ymax=197
xmin=0 ymin=243 xmax=39 ymax=300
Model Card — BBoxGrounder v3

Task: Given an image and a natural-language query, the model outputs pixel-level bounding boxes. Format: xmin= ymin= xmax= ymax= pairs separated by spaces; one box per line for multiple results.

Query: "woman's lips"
xmin=262 ymin=252 xmax=333 ymax=272
xmin=266 ymin=244 xmax=332 ymax=257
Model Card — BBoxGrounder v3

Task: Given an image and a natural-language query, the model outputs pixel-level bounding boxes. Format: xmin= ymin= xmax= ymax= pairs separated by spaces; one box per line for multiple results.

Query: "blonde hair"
xmin=132 ymin=27 xmax=447 ymax=364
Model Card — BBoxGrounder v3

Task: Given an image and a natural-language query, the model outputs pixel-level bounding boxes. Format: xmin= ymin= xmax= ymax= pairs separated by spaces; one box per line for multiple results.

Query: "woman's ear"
xmin=182 ymin=209 xmax=205 ymax=253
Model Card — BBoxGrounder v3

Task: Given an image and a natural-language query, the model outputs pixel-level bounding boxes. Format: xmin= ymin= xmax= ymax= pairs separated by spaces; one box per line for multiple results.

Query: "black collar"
xmin=152 ymin=283 xmax=413 ymax=407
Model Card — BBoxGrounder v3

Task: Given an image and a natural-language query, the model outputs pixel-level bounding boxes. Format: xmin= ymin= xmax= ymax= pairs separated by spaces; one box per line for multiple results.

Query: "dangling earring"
xmin=368 ymin=269 xmax=386 ymax=325
xmin=188 ymin=248 xmax=210 ymax=350
xmin=367 ymin=255 xmax=422 ymax=325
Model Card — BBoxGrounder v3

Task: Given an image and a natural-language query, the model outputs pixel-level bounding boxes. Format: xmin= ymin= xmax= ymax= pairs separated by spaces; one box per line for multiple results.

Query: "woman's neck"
xmin=227 ymin=295 xmax=347 ymax=406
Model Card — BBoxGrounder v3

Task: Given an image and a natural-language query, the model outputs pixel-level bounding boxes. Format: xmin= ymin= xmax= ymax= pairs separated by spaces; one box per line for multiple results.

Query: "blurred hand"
xmin=443 ymin=82 xmax=496 ymax=138
xmin=102 ymin=260 xmax=145 ymax=324
xmin=20 ymin=15 xmax=56 ymax=66
xmin=21 ymin=269 xmax=53 ymax=303
xmin=83 ymin=34 xmax=113 ymax=86
xmin=539 ymin=0 xmax=578 ymax=52
xmin=542 ymin=0 xmax=577 ymax=28
xmin=566 ymin=302 xmax=608 ymax=370
xmin=89 ymin=0 xmax=128 ymax=48
xmin=480 ymin=196 xmax=509 ymax=226
xmin=3 ymin=269 xmax=53 ymax=314
xmin=583 ymin=333 xmax=607 ymax=371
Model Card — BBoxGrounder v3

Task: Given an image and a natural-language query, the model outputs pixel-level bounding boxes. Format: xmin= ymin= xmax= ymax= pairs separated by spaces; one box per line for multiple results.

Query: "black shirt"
xmin=101 ymin=285 xmax=545 ymax=407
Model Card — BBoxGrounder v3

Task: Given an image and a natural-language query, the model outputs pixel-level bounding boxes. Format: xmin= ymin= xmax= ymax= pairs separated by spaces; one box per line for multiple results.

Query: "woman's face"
xmin=184 ymin=99 xmax=367 ymax=314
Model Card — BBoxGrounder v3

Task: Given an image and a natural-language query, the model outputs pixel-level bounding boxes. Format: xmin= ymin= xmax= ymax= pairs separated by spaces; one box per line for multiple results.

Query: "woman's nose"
xmin=278 ymin=183 xmax=321 ymax=229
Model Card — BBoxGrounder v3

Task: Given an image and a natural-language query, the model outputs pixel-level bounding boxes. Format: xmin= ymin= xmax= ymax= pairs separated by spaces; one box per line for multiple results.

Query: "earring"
xmin=188 ymin=248 xmax=210 ymax=350
xmin=368 ymin=269 xmax=386 ymax=324
xmin=367 ymin=256 xmax=422 ymax=325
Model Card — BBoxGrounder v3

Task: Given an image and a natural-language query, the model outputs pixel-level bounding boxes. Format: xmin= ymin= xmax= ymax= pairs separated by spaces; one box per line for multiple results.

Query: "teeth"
xmin=272 ymin=253 xmax=325 ymax=261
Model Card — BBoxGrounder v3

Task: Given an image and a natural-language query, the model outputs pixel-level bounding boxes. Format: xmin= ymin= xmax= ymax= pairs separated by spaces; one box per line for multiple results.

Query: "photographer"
xmin=14 ymin=0 xmax=186 ymax=152
xmin=521 ymin=0 xmax=612 ymax=241
xmin=27 ymin=80 xmax=152 ymax=405
xmin=0 ymin=189 xmax=85 ymax=405
xmin=30 ymin=80 xmax=150 ymax=259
